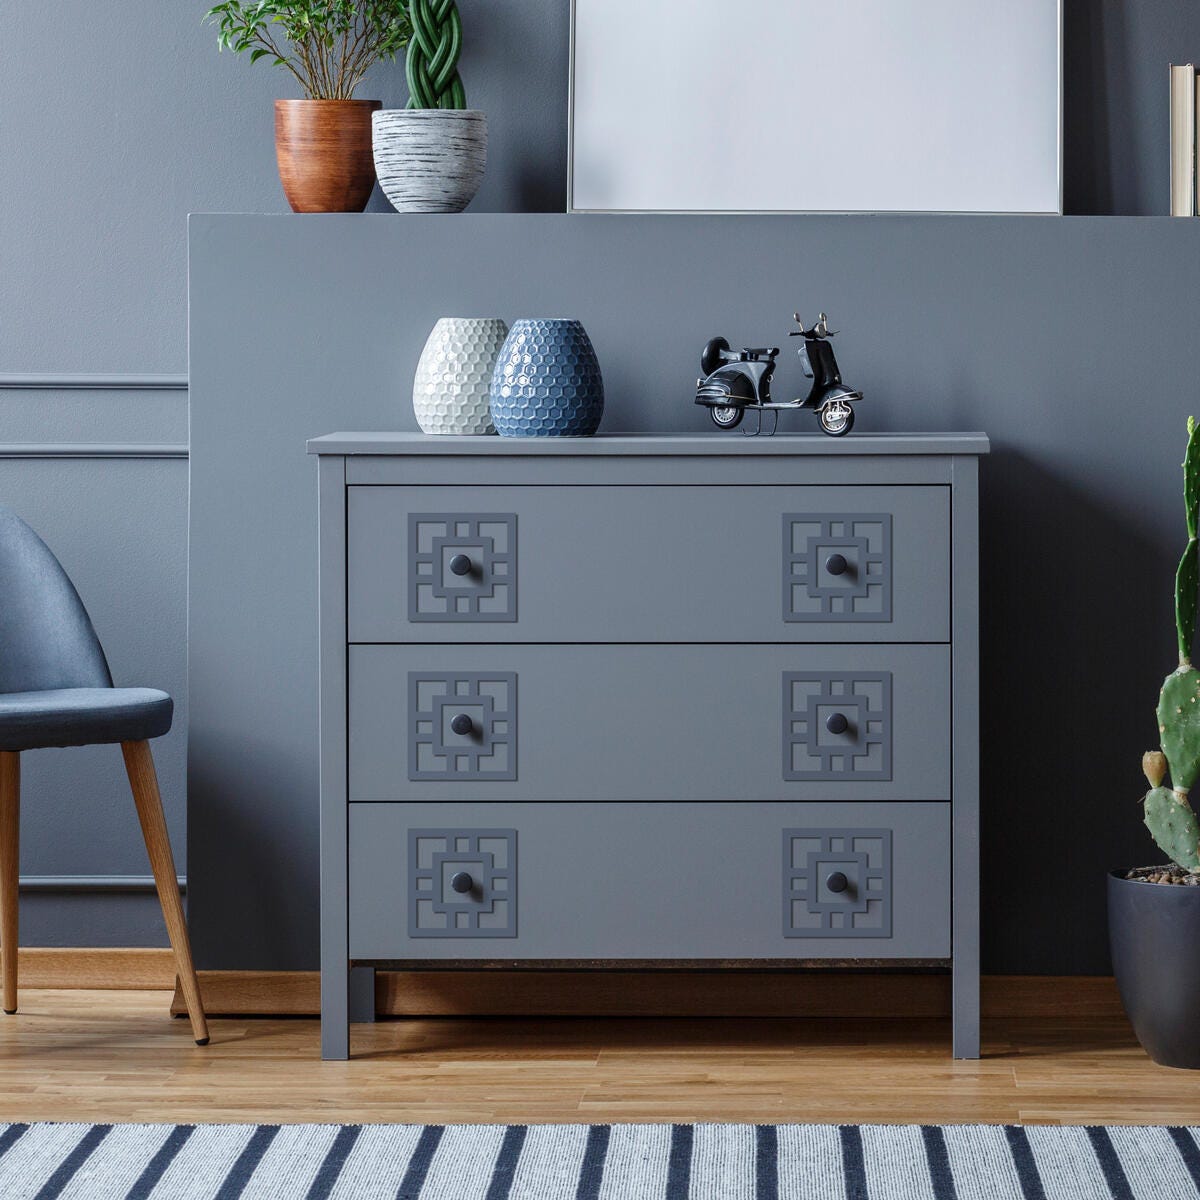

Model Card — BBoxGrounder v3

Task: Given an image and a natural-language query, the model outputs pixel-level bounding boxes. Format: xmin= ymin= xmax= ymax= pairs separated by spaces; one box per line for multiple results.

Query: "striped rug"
xmin=0 ymin=1121 xmax=1196 ymax=1199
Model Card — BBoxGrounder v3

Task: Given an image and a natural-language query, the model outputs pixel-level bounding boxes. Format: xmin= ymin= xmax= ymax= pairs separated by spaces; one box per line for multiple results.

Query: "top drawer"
xmin=347 ymin=484 xmax=950 ymax=643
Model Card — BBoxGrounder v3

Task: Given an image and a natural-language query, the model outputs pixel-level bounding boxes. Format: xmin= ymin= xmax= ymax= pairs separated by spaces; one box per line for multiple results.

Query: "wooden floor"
xmin=0 ymin=989 xmax=1196 ymax=1126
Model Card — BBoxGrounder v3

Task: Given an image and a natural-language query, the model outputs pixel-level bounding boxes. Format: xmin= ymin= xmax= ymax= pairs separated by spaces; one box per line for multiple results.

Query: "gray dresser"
xmin=309 ymin=432 xmax=988 ymax=1060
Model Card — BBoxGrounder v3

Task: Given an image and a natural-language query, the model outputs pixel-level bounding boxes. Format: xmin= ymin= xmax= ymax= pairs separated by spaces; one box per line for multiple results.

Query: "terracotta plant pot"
xmin=274 ymin=99 xmax=382 ymax=213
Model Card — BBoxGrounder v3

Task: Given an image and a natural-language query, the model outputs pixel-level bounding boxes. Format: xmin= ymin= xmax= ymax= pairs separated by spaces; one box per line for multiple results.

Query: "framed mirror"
xmin=568 ymin=0 xmax=1061 ymax=214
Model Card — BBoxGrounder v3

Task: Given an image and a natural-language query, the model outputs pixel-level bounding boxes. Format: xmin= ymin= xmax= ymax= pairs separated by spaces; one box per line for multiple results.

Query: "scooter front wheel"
xmin=710 ymin=405 xmax=744 ymax=430
xmin=818 ymin=403 xmax=854 ymax=437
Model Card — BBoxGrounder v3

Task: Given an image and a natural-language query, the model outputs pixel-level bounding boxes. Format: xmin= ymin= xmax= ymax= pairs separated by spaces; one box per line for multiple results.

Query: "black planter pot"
xmin=1108 ymin=868 xmax=1200 ymax=1068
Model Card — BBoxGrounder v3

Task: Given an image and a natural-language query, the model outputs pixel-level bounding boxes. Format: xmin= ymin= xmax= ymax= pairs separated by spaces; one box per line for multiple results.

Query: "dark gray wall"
xmin=1064 ymin=0 xmax=1200 ymax=214
xmin=190 ymin=212 xmax=1200 ymax=977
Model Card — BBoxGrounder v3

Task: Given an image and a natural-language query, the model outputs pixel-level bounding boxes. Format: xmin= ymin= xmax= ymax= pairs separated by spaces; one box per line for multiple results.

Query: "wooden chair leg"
xmin=121 ymin=740 xmax=209 ymax=1045
xmin=0 ymin=752 xmax=18 ymax=1015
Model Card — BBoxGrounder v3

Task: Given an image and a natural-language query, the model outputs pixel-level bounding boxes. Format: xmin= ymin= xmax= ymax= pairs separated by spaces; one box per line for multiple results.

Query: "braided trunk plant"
xmin=204 ymin=1 xmax=412 ymax=100
xmin=405 ymin=0 xmax=467 ymax=108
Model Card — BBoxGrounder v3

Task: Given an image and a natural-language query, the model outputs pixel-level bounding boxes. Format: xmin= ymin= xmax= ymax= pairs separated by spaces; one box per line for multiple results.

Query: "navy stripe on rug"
xmin=840 ymin=1125 xmax=868 ymax=1200
xmin=484 ymin=1124 xmax=527 ymax=1200
xmin=214 ymin=1124 xmax=279 ymax=1200
xmin=1086 ymin=1126 xmax=1134 ymax=1200
xmin=34 ymin=1124 xmax=111 ymax=1200
xmin=306 ymin=1125 xmax=361 ymax=1200
xmin=755 ymin=1124 xmax=778 ymax=1200
xmin=575 ymin=1124 xmax=610 ymax=1200
xmin=1171 ymin=1127 xmax=1200 ymax=1193
xmin=921 ymin=1125 xmax=957 ymax=1200
xmin=666 ymin=1124 xmax=693 ymax=1199
xmin=396 ymin=1123 xmax=444 ymax=1200
xmin=1004 ymin=1125 xmax=1047 ymax=1200
xmin=0 ymin=1124 xmax=28 ymax=1161
xmin=127 ymin=1125 xmax=194 ymax=1200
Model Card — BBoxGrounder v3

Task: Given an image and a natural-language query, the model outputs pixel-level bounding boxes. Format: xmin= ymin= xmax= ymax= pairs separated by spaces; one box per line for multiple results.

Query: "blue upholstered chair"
xmin=0 ymin=505 xmax=207 ymax=1043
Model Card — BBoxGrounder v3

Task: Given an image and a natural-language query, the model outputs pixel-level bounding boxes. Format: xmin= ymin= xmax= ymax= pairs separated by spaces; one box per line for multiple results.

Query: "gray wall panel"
xmin=191 ymin=213 xmax=1200 ymax=974
xmin=0 ymin=383 xmax=188 ymax=446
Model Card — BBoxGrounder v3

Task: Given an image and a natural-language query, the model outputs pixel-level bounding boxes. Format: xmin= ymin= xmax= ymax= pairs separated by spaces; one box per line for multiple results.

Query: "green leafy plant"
xmin=1143 ymin=417 xmax=1200 ymax=871
xmin=405 ymin=0 xmax=466 ymax=108
xmin=204 ymin=1 xmax=412 ymax=100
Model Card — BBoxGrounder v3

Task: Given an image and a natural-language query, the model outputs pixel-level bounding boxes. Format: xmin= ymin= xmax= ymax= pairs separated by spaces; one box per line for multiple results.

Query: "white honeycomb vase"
xmin=413 ymin=317 xmax=509 ymax=435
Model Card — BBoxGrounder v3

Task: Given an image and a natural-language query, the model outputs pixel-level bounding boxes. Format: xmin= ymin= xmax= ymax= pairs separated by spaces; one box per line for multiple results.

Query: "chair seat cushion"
xmin=0 ymin=688 xmax=173 ymax=751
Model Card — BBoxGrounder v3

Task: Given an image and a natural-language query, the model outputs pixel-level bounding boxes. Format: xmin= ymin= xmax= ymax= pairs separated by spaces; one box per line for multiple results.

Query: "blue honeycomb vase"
xmin=489 ymin=318 xmax=604 ymax=437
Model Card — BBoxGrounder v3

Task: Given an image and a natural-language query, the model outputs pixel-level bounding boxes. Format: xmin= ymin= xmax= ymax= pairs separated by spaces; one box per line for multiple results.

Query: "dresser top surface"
xmin=307 ymin=432 xmax=990 ymax=457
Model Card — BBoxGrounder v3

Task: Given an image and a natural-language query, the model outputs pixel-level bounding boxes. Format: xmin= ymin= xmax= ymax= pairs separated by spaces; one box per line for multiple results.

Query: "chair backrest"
xmin=0 ymin=505 xmax=112 ymax=693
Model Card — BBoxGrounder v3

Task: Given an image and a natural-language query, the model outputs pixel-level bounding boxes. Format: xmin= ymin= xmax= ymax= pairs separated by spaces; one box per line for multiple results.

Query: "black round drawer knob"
xmin=825 ymin=552 xmax=849 ymax=576
xmin=826 ymin=871 xmax=850 ymax=894
xmin=449 ymin=553 xmax=473 ymax=576
xmin=450 ymin=713 xmax=474 ymax=736
xmin=825 ymin=712 xmax=849 ymax=735
xmin=450 ymin=872 xmax=474 ymax=894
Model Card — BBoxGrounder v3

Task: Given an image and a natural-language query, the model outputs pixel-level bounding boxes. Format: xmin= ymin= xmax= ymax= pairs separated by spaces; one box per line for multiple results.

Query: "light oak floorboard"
xmin=0 ymin=989 xmax=1196 ymax=1126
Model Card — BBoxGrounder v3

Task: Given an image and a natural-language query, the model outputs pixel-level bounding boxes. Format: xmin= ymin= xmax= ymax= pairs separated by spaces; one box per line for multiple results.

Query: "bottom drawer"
xmin=348 ymin=802 xmax=950 ymax=960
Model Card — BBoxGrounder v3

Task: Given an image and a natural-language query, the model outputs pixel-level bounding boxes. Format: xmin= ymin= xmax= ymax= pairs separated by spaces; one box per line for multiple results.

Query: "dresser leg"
xmin=952 ymin=965 xmax=980 ymax=1059
xmin=321 ymin=963 xmax=350 ymax=1060
xmin=349 ymin=966 xmax=376 ymax=1022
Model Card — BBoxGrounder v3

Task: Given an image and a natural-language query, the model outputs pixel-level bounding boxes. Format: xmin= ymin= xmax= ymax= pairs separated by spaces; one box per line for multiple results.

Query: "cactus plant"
xmin=1143 ymin=417 xmax=1200 ymax=870
xmin=1143 ymin=785 xmax=1200 ymax=870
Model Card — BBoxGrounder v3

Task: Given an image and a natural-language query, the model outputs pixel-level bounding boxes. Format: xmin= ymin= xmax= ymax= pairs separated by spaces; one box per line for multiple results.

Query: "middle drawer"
xmin=348 ymin=643 xmax=950 ymax=802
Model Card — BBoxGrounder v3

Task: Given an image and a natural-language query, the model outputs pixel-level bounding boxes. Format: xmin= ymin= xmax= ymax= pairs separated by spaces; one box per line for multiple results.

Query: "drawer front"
xmin=348 ymin=801 xmax=951 ymax=960
xmin=348 ymin=644 xmax=950 ymax=801
xmin=347 ymin=485 xmax=949 ymax=643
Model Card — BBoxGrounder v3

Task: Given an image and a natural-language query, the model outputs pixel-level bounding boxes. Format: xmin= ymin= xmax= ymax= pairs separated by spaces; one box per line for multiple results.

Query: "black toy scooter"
xmin=694 ymin=312 xmax=862 ymax=436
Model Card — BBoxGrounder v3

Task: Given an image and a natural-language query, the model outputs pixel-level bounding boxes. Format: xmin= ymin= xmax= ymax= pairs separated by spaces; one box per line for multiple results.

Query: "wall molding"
xmin=20 ymin=947 xmax=175 ymax=990
xmin=0 ymin=374 xmax=189 ymax=458
xmin=0 ymin=444 xmax=188 ymax=459
xmin=0 ymin=373 xmax=187 ymax=390
xmin=19 ymin=875 xmax=185 ymax=894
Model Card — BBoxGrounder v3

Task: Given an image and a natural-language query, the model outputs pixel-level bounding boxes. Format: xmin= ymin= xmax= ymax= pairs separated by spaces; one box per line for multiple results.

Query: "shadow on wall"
xmin=980 ymin=448 xmax=1169 ymax=974
xmin=458 ymin=0 xmax=570 ymax=213
xmin=188 ymin=728 xmax=318 ymax=970
xmin=1063 ymin=0 xmax=1120 ymax=214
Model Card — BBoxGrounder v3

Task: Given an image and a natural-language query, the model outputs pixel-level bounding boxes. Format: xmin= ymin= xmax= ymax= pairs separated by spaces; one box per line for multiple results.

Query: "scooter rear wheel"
xmin=710 ymin=405 xmax=743 ymax=430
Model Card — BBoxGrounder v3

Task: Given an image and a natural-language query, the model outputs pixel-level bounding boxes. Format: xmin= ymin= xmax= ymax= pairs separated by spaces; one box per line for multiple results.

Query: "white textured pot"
xmin=413 ymin=317 xmax=508 ymax=435
xmin=373 ymin=110 xmax=487 ymax=213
